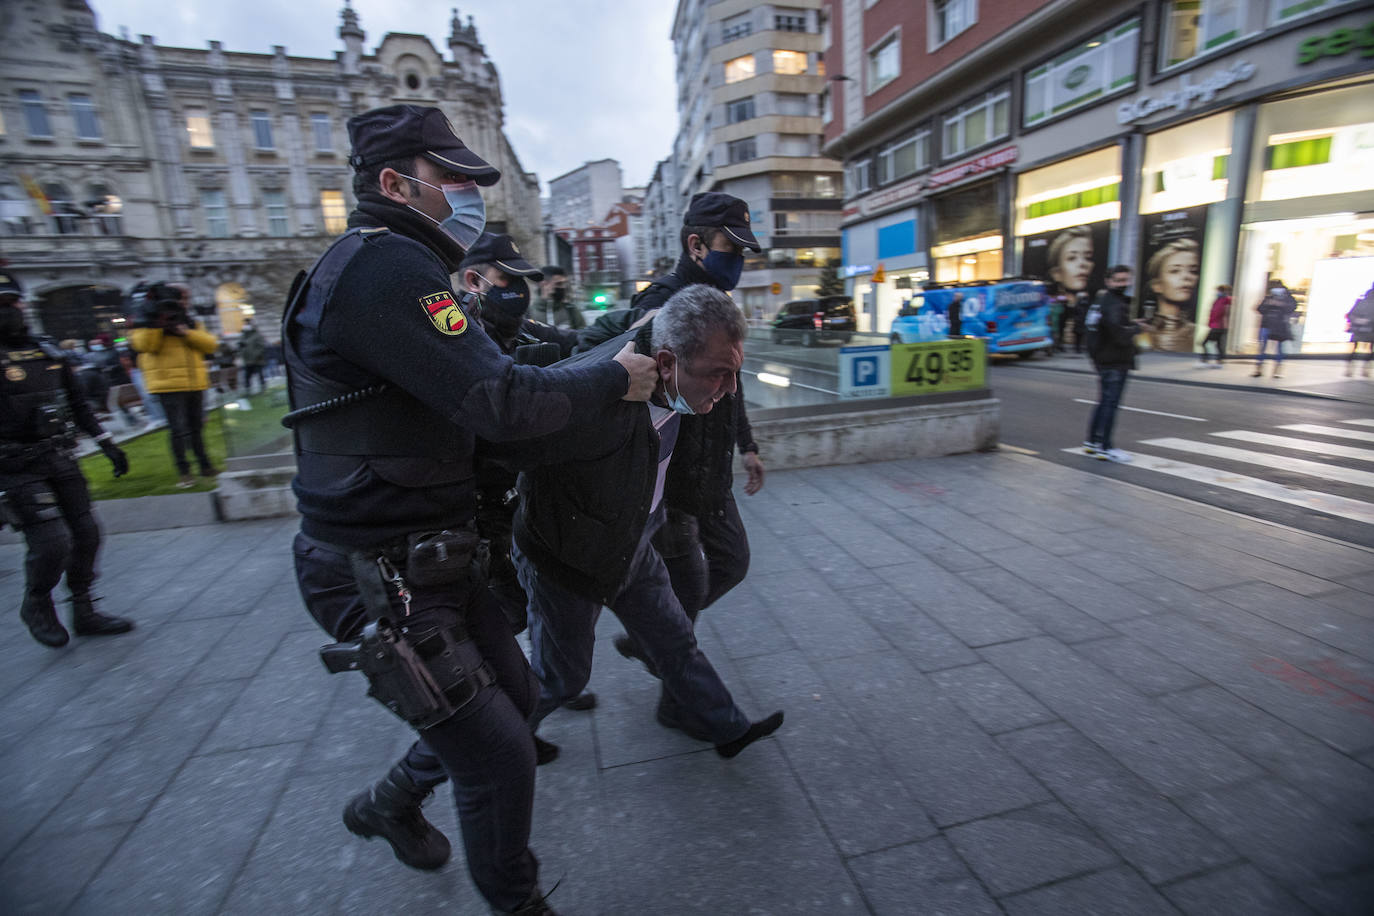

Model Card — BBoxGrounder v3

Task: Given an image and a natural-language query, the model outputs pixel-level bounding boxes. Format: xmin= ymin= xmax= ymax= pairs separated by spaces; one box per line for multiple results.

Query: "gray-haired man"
xmin=512 ymin=284 xmax=783 ymax=759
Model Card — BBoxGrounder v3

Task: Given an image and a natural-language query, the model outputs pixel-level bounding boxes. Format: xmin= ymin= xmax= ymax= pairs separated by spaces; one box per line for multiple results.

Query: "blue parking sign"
xmin=838 ymin=345 xmax=890 ymax=399
xmin=853 ymin=355 xmax=879 ymax=387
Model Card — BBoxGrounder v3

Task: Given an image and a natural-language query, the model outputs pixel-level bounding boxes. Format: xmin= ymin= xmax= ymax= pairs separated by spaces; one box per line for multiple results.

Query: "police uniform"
xmin=0 ymin=272 xmax=132 ymax=647
xmin=287 ymin=106 xmax=633 ymax=916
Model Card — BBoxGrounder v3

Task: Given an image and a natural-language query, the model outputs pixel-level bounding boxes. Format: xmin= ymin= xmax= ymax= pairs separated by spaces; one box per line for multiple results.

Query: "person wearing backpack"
xmin=1345 ymin=283 xmax=1374 ymax=378
xmin=1082 ymin=265 xmax=1148 ymax=463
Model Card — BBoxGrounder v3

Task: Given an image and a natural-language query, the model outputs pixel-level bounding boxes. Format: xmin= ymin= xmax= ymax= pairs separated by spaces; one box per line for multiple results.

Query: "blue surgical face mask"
xmin=398 ymin=173 xmax=486 ymax=249
xmin=668 ymin=359 xmax=695 ymax=415
xmin=701 ymin=248 xmax=744 ymax=291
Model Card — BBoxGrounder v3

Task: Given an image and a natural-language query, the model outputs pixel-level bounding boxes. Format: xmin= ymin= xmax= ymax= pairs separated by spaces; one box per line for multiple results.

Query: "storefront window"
xmin=1141 ymin=111 xmax=1234 ymax=214
xmin=1251 ymin=84 xmax=1374 ymax=202
xmin=1024 ymin=19 xmax=1139 ymax=127
xmin=1016 ymin=146 xmax=1123 ymax=237
xmin=1270 ymin=0 xmax=1359 ymax=25
xmin=1160 ymin=0 xmax=1251 ymax=69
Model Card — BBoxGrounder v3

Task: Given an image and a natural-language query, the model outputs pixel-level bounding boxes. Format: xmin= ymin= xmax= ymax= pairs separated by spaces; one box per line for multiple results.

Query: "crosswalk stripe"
xmin=1278 ymin=424 xmax=1374 ymax=443
xmin=1139 ymin=437 xmax=1374 ymax=488
xmin=1343 ymin=419 xmax=1374 ymax=428
xmin=1212 ymin=430 xmax=1374 ymax=463
xmin=1071 ymin=398 xmax=1207 ymax=422
xmin=1059 ymin=449 xmax=1374 ymax=525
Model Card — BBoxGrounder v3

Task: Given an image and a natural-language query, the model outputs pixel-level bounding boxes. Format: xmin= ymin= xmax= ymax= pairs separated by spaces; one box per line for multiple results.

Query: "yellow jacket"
xmin=129 ymin=324 xmax=218 ymax=393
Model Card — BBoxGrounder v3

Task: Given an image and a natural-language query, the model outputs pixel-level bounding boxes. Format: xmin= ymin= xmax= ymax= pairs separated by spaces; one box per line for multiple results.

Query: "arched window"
xmin=87 ymin=182 xmax=122 ymax=236
xmin=42 ymin=181 xmax=79 ymax=234
xmin=0 ymin=181 xmax=37 ymax=236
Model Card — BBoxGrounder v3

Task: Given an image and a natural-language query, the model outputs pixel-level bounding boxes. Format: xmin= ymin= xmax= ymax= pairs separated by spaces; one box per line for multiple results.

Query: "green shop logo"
xmin=1297 ymin=21 xmax=1374 ymax=65
xmin=1064 ymin=65 xmax=1092 ymax=89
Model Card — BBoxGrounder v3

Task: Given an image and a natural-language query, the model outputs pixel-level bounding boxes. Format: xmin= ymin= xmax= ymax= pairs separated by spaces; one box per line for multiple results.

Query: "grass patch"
xmin=78 ymin=388 xmax=292 ymax=500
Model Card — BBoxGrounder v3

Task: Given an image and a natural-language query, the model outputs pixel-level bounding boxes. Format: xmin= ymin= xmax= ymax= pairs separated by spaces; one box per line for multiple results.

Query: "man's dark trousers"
xmin=659 ymin=493 xmax=749 ymax=620
xmin=2 ymin=452 xmax=100 ymax=600
xmin=515 ymin=505 xmax=751 ymax=742
xmin=1087 ymin=367 xmax=1128 ymax=450
xmin=156 ymin=390 xmax=211 ymax=474
xmin=292 ymin=534 xmax=540 ymax=912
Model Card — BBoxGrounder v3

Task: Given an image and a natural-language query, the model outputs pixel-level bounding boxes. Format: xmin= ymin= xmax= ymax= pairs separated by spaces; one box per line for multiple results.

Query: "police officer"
xmin=0 ymin=272 xmax=132 ymax=648
xmin=286 ymin=106 xmax=656 ymax=916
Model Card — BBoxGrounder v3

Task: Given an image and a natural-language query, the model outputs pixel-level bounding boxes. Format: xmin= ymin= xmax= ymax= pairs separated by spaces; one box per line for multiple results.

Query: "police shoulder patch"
xmin=420 ymin=291 xmax=468 ymax=336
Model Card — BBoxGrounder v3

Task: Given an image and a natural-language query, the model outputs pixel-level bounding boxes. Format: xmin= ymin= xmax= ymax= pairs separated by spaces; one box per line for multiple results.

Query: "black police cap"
xmin=0 ymin=270 xmax=22 ymax=298
xmin=683 ymin=191 xmax=761 ymax=251
xmin=458 ymin=233 xmax=544 ymax=280
xmin=347 ymin=105 xmax=501 ymax=186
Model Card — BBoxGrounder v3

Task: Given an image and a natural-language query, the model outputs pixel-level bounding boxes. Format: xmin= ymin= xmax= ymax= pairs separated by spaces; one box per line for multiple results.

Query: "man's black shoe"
xmin=493 ymin=885 xmax=560 ymax=915
xmin=655 ymin=696 xmax=712 ymax=742
xmin=613 ymin=633 xmax=658 ymax=677
xmin=20 ymin=593 xmax=68 ymax=648
xmin=70 ymin=594 xmax=134 ymax=637
xmin=562 ymin=691 xmax=597 ymax=711
xmin=716 ymin=711 xmax=784 ymax=759
xmin=342 ymin=764 xmax=450 ymax=870
xmin=534 ymin=735 xmax=559 ymax=765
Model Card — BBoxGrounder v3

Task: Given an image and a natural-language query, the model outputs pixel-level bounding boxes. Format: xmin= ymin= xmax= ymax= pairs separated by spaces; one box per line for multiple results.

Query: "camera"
xmin=127 ymin=281 xmax=189 ymax=329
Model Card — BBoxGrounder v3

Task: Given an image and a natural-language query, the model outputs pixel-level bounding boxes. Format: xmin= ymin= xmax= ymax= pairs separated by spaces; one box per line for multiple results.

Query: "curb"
xmin=1011 ymin=360 xmax=1372 ymax=404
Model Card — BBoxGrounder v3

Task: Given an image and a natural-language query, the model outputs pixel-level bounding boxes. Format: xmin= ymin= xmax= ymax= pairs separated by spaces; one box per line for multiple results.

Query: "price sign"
xmin=889 ymin=338 xmax=986 ymax=396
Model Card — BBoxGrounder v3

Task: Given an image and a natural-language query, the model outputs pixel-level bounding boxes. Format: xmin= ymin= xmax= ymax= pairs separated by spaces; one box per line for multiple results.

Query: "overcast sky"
xmin=89 ymin=0 xmax=680 ymax=193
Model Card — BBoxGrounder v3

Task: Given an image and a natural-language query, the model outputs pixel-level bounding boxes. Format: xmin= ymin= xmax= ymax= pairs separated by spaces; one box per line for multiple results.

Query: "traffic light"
xmin=589 ymin=289 xmax=612 ymax=308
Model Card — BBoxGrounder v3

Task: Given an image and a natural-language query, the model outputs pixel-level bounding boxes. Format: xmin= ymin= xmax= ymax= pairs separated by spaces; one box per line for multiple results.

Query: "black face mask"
xmin=483 ymin=276 xmax=530 ymax=323
xmin=550 ymin=285 xmax=566 ymax=303
xmin=0 ymin=304 xmax=26 ymax=341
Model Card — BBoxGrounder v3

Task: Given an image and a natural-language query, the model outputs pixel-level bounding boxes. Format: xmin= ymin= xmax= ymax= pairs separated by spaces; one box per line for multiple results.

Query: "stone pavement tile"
xmin=1074 ymin=635 xmax=1211 ymax=697
xmin=1060 ymin=545 xmax=1161 ymax=585
xmin=1312 ymin=586 xmax=1374 ymax=622
xmin=184 ymin=587 xmax=310 ymax=686
xmin=997 ymin=722 xmax=1238 ymax=883
xmin=706 ymin=577 xmax=800 ymax=660
xmin=969 ymin=510 xmax=1094 ymax=557
xmin=0 ymin=721 xmax=133 ymax=862
xmin=598 ymin=742 xmax=867 ymax=915
xmin=929 ymin=662 xmax=1058 ymax=735
xmin=1115 ymin=614 xmax=1374 ymax=755
xmin=198 ymin=628 xmax=344 ymax=754
xmin=1212 ymin=581 xmax=1374 ymax=663
xmin=998 ymin=864 xmax=1182 ymax=916
xmin=847 ymin=835 xmax=1002 ymax=916
xmin=737 ymin=528 xmax=808 ymax=577
xmin=0 ymin=823 xmax=129 ymax=915
xmin=980 ymin=637 xmax=1261 ymax=796
xmin=1178 ymin=777 xmax=1374 ymax=916
xmin=958 ymin=565 xmax=1115 ymax=644
xmin=898 ymin=502 xmax=1030 ymax=555
xmin=944 ymin=801 xmax=1121 ymax=896
xmin=735 ymin=483 xmax=826 ymax=542
xmin=752 ymin=570 xmax=893 ymax=661
xmin=842 ymin=582 xmax=981 ymax=671
xmin=819 ymin=650 xmax=1050 ymax=827
xmin=1160 ymin=686 xmax=1374 ymax=824
xmin=784 ymin=532 xmax=887 ymax=591
xmin=737 ymin=649 xmax=937 ymax=856
xmin=68 ymin=742 xmax=302 ymax=915
xmin=989 ymin=544 xmax=1163 ymax=623
xmin=53 ymin=617 xmax=239 ymax=730
xmin=873 ymin=558 xmax=1042 ymax=648
xmin=37 ymin=679 xmax=251 ymax=837
xmin=1160 ymin=863 xmax=1317 ymax=916
xmin=0 ymin=639 xmax=129 ymax=746
xmin=305 ymin=675 xmax=416 ymax=779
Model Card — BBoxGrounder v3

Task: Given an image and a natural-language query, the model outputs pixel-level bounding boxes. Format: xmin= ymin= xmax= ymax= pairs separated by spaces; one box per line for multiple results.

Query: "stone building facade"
xmin=0 ymin=0 xmax=541 ymax=341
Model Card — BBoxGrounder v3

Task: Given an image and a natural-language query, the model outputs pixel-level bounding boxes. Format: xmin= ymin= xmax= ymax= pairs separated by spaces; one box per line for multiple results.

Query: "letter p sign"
xmin=853 ymin=356 xmax=879 ymax=387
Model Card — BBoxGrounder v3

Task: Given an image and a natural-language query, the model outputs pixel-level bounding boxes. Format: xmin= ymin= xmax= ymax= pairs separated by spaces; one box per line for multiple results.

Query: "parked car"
xmin=889 ymin=279 xmax=1053 ymax=356
xmin=771 ymin=296 xmax=857 ymax=346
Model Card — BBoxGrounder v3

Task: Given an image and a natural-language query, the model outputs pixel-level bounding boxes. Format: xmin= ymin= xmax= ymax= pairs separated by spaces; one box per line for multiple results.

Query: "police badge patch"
xmin=420 ymin=291 xmax=468 ymax=336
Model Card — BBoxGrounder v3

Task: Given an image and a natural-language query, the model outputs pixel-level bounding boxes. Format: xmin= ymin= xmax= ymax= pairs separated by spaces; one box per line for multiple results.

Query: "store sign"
xmin=841 ymin=263 xmax=874 ymax=279
xmin=1297 ymin=21 xmax=1374 ymax=65
xmin=928 ymin=146 xmax=1019 ymax=188
xmin=889 ymin=339 xmax=987 ymax=397
xmin=855 ymin=176 xmax=926 ymax=217
xmin=1116 ymin=60 xmax=1256 ymax=125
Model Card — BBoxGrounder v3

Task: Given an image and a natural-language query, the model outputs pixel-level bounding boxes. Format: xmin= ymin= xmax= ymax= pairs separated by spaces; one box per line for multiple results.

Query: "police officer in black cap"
xmin=579 ymin=194 xmax=768 ymax=718
xmin=0 ymin=271 xmax=132 ymax=648
xmin=285 ymin=105 xmax=656 ymax=916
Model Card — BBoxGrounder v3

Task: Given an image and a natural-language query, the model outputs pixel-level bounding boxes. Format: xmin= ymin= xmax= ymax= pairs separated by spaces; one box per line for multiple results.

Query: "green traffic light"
xmin=592 ymin=293 xmax=609 ymax=305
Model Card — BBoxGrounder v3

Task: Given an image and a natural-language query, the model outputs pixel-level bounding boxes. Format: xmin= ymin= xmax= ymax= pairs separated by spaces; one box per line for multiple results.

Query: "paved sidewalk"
xmin=1 ymin=451 xmax=1371 ymax=915
xmin=1019 ymin=350 xmax=1374 ymax=406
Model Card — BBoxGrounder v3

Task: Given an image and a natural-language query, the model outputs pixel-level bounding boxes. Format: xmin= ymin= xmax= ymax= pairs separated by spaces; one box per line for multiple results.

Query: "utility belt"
xmin=317 ymin=526 xmax=494 ymax=730
xmin=0 ymin=435 xmax=73 ymax=469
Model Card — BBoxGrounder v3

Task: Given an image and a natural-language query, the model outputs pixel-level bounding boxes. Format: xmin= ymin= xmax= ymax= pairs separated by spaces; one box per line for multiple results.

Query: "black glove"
xmin=99 ymin=440 xmax=129 ymax=478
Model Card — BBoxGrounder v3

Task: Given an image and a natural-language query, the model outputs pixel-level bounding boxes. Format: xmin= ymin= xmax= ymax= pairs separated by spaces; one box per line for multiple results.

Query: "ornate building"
xmin=0 ymin=0 xmax=541 ymax=340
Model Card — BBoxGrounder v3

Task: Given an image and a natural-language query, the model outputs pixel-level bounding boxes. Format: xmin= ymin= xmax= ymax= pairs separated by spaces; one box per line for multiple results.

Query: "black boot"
xmin=20 ymin=592 xmax=69 ymax=648
xmin=342 ymin=764 xmax=451 ymax=870
xmin=70 ymin=592 xmax=134 ymax=637
xmin=492 ymin=886 xmax=559 ymax=915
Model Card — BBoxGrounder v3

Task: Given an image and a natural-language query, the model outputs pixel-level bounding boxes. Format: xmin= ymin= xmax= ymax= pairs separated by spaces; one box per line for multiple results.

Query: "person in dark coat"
xmin=1252 ymin=280 xmax=1297 ymax=379
xmin=1345 ymin=283 xmax=1374 ymax=378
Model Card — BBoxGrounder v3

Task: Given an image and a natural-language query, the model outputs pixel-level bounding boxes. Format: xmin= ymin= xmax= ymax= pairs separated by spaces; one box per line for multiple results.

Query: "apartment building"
xmin=823 ymin=0 xmax=1373 ymax=351
xmin=546 ymin=158 xmax=625 ymax=233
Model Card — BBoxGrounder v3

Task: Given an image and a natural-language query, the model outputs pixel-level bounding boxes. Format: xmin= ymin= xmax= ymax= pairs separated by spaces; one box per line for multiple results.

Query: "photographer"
xmin=128 ymin=282 xmax=219 ymax=487
xmin=0 ymin=271 xmax=133 ymax=648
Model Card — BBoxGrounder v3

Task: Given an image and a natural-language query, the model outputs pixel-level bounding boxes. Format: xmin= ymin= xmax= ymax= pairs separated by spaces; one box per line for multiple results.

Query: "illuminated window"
xmin=1024 ymin=19 xmax=1139 ymax=127
xmin=1271 ymin=0 xmax=1357 ymax=23
xmin=725 ymin=55 xmax=756 ymax=83
xmin=186 ymin=107 xmax=214 ymax=149
xmin=868 ymin=34 xmax=901 ymax=91
xmin=320 ymin=190 xmax=348 ymax=235
xmin=69 ymin=94 xmax=101 ymax=140
xmin=1161 ymin=0 xmax=1248 ymax=68
xmin=773 ymin=50 xmax=809 ymax=75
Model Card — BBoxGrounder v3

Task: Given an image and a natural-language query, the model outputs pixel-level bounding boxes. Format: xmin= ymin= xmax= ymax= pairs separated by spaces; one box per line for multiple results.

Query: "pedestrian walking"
xmin=1082 ymin=265 xmax=1148 ymax=463
xmin=1252 ymin=280 xmax=1296 ymax=379
xmin=1199 ymin=284 xmax=1230 ymax=368
xmin=1345 ymin=283 xmax=1374 ymax=377
xmin=238 ymin=320 xmax=268 ymax=393
xmin=285 ymin=104 xmax=657 ymax=916
xmin=0 ymin=271 xmax=133 ymax=648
